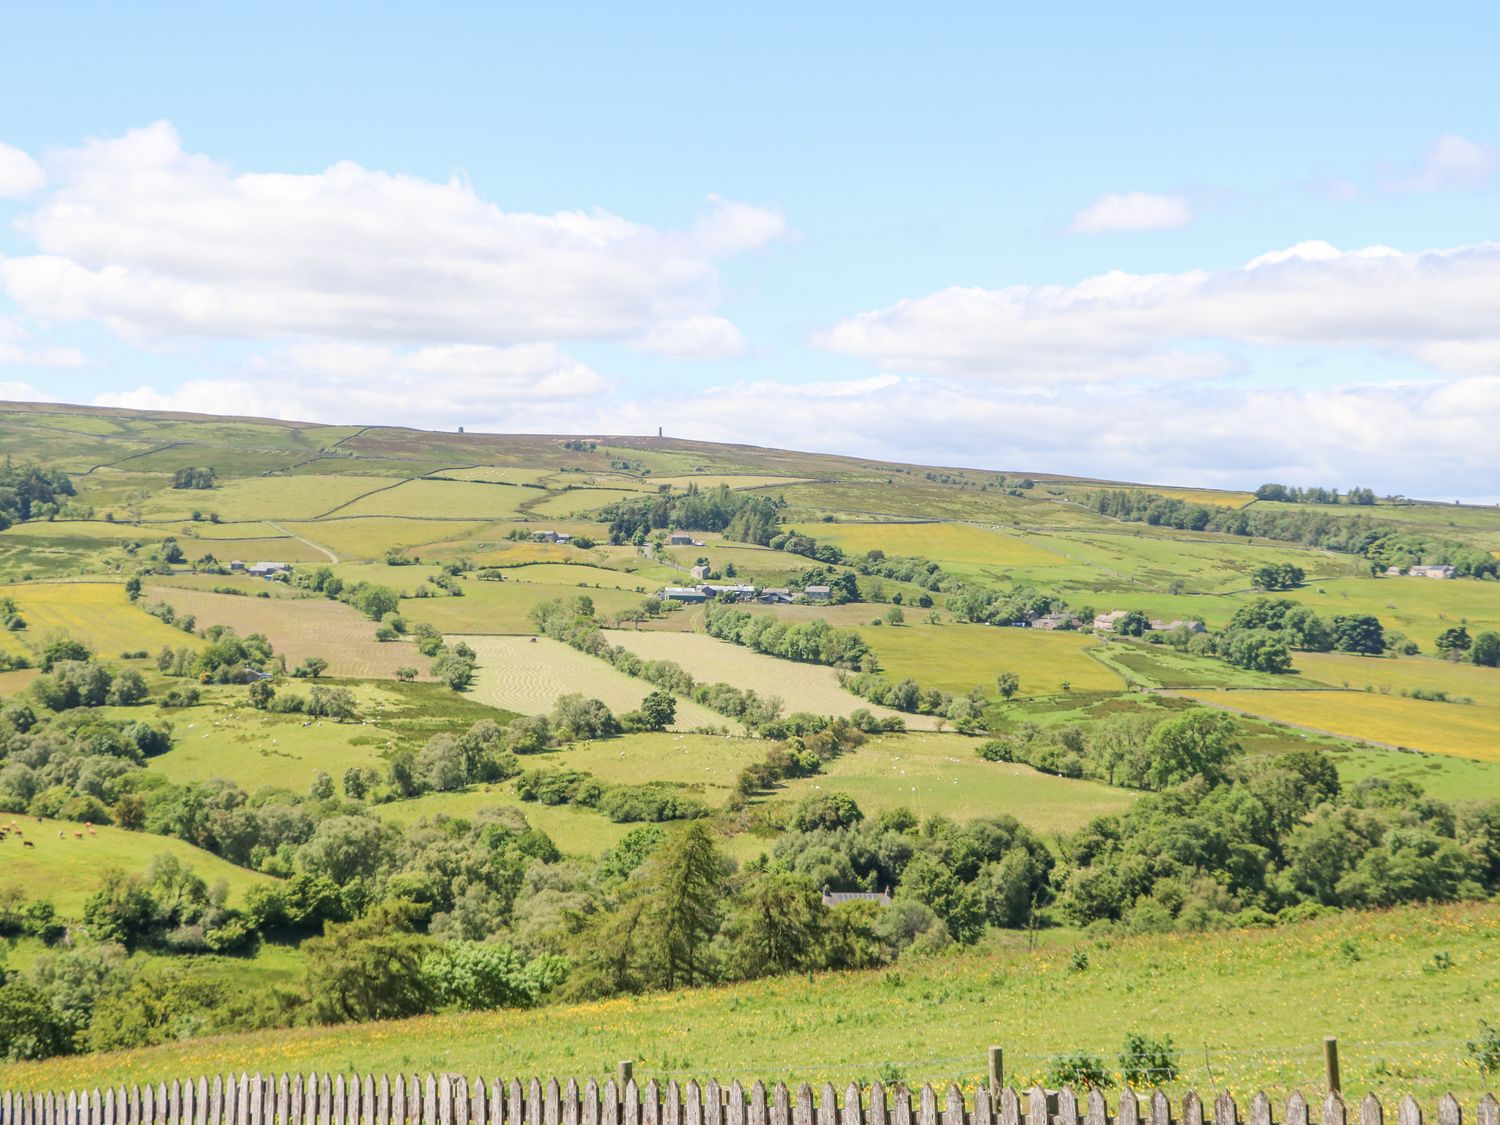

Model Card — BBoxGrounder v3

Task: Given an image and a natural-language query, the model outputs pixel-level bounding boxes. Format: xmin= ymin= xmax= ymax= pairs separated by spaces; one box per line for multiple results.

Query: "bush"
xmin=1118 ymin=1031 xmax=1178 ymax=1087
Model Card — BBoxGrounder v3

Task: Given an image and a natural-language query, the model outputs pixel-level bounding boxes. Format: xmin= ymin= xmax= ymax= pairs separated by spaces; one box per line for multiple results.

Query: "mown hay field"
xmin=864 ymin=623 xmax=1124 ymax=696
xmin=279 ymin=518 xmax=491 ymax=561
xmin=10 ymin=900 xmax=1489 ymax=1097
xmin=399 ymin=579 xmax=645 ymax=634
xmin=333 ymin=479 xmax=531 ymax=519
xmin=1180 ymin=688 xmax=1500 ymax=763
xmin=144 ymin=586 xmax=427 ymax=679
xmin=0 ymin=817 xmax=276 ymax=916
xmin=456 ymin=635 xmax=723 ymax=729
xmin=776 ymin=730 xmax=1136 ymax=836
xmin=4 ymin=581 xmax=206 ymax=657
xmin=601 ymin=629 xmax=932 ymax=729
xmin=809 ymin=521 xmax=1070 ymax=568
xmin=137 ymin=475 xmax=386 ymax=521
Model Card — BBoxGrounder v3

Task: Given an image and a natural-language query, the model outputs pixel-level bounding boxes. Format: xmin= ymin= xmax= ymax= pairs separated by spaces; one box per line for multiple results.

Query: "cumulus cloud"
xmin=629 ymin=316 xmax=748 ymax=359
xmin=108 ymin=342 xmax=613 ymax=427
xmin=0 ymin=142 xmax=46 ymax=197
xmin=1390 ymin=133 xmax=1496 ymax=193
xmin=0 ymin=122 xmax=781 ymax=349
xmin=818 ymin=239 xmax=1500 ymax=382
xmin=1069 ymin=191 xmax=1192 ymax=234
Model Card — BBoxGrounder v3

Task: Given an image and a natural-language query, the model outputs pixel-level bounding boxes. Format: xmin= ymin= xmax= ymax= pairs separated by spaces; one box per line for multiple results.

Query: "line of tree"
xmin=1254 ymin=483 xmax=1377 ymax=505
xmin=703 ymin=605 xmax=875 ymax=670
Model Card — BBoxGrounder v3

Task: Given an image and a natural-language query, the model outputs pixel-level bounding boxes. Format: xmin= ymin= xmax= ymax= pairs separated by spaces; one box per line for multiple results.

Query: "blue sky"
xmin=1 ymin=2 xmax=1498 ymax=499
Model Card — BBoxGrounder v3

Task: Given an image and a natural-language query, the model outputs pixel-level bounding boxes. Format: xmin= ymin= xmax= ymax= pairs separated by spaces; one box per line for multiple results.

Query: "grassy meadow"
xmin=3 ymin=904 xmax=1496 ymax=1098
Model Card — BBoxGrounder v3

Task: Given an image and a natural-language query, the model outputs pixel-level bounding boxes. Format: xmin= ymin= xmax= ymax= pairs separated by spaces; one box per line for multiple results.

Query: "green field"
xmin=333 ymin=479 xmax=532 ymax=520
xmin=3 ymin=581 xmax=206 ymax=658
xmin=775 ymin=730 xmax=1136 ymax=835
xmin=137 ymin=475 xmax=383 ymax=521
xmin=0 ymin=818 xmax=275 ymax=916
xmin=4 ymin=904 xmax=1495 ymax=1097
xmin=502 ymin=563 xmax=657 ymax=590
xmin=810 ymin=521 xmax=1072 ymax=568
xmin=863 ymin=623 xmax=1125 ymax=696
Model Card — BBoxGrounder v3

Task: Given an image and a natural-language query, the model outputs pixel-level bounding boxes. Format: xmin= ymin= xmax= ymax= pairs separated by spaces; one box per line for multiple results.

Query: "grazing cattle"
xmin=22 ymin=840 xmax=34 ymax=849
xmin=74 ymin=832 xmax=83 ymax=840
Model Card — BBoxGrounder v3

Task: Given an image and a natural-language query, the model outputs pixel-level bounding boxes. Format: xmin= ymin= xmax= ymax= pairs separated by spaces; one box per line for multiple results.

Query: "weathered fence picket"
xmin=7 ymin=1078 xmax=1500 ymax=1125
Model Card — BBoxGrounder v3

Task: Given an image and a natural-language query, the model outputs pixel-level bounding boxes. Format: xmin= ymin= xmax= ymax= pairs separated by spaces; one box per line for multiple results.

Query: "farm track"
xmin=269 ymin=523 xmax=339 ymax=563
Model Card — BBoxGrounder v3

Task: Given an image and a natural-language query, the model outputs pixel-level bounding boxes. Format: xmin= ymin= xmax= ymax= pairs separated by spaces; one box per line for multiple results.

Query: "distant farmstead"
xmin=1409 ymin=564 xmax=1456 ymax=579
xmin=247 ymin=561 xmax=291 ymax=577
xmin=1092 ymin=610 xmax=1128 ymax=632
xmin=804 ymin=585 xmax=832 ymax=602
xmin=661 ymin=587 xmax=708 ymax=603
xmin=668 ymin=533 xmax=703 ymax=547
xmin=1031 ymin=613 xmax=1079 ymax=631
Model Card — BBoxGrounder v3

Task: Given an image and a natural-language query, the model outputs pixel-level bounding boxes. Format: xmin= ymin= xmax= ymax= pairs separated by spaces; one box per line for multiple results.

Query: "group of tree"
xmin=1435 ymin=626 xmax=1500 ymax=667
xmin=703 ymin=606 xmax=874 ymax=670
xmin=1177 ymin=600 xmax=1387 ymax=674
xmin=170 ymin=467 xmax=217 ymax=490
xmin=0 ymin=461 xmax=75 ymax=528
xmin=600 ymin=484 xmax=784 ymax=546
xmin=767 ymin=534 xmax=950 ymax=594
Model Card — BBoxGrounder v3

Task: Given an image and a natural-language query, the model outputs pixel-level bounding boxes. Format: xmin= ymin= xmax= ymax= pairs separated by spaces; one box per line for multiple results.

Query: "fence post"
xmin=618 ymin=1070 xmax=633 ymax=1114
xmin=1324 ymin=1040 xmax=1341 ymax=1097
xmin=987 ymin=1051 xmax=1003 ymax=1098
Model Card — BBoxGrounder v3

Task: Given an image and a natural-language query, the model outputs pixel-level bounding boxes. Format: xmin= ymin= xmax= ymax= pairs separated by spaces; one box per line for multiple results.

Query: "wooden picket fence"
xmin=2 ymin=1076 xmax=1498 ymax=1125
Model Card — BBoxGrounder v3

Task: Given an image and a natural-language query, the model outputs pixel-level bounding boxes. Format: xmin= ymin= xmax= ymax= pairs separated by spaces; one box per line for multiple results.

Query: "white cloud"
xmin=0 ymin=142 xmax=45 ymax=197
xmin=818 ymin=238 xmax=1500 ymax=382
xmin=1392 ymin=133 xmax=1496 ymax=193
xmin=0 ymin=122 xmax=781 ymax=350
xmin=629 ymin=316 xmax=748 ymax=359
xmin=97 ymin=341 xmax=610 ymax=431
xmin=1069 ymin=191 xmax=1192 ymax=234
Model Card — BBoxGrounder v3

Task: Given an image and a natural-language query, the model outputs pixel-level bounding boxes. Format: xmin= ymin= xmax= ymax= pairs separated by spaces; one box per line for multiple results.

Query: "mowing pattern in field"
xmin=776 ymin=731 xmax=1135 ymax=835
xmin=3 ymin=581 xmax=206 ymax=658
xmin=144 ymin=586 xmax=428 ymax=679
xmin=0 ymin=818 xmax=276 ymax=916
xmin=863 ymin=623 xmax=1125 ymax=696
xmin=602 ymin=629 xmax=933 ymax=728
xmin=1180 ymin=688 xmax=1500 ymax=763
xmin=456 ymin=635 xmax=723 ymax=730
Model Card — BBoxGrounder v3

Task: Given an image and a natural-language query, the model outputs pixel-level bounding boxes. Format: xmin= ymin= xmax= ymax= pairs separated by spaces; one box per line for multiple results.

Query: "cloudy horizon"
xmin=2 ymin=5 xmax=1498 ymax=502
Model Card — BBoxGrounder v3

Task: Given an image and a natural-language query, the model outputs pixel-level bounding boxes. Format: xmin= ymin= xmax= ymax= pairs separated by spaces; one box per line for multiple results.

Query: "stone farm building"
xmin=1409 ymin=564 xmax=1457 ymax=579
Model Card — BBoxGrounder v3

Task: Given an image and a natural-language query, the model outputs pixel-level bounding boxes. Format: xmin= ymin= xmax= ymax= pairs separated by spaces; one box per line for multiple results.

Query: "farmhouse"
xmin=668 ymin=533 xmax=703 ymax=546
xmin=555 ymin=533 xmax=573 ymax=545
xmin=661 ymin=586 xmax=708 ymax=603
xmin=804 ymin=585 xmax=832 ymax=601
xmin=246 ymin=561 xmax=291 ymax=577
xmin=1410 ymin=564 xmax=1456 ymax=579
xmin=821 ymin=886 xmax=892 ymax=907
xmin=690 ymin=564 xmax=710 ymax=580
xmin=1092 ymin=610 xmax=1128 ymax=632
xmin=1031 ymin=613 xmax=1079 ymax=630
